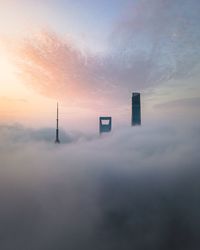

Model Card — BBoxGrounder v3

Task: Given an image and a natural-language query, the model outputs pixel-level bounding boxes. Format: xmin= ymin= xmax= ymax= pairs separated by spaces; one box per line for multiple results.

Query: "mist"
xmin=0 ymin=123 xmax=200 ymax=249
xmin=0 ymin=1 xmax=200 ymax=248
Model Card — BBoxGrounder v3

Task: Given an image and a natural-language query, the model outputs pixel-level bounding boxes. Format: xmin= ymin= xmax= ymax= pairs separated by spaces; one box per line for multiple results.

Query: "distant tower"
xmin=99 ymin=117 xmax=112 ymax=134
xmin=55 ymin=102 xmax=60 ymax=143
xmin=132 ymin=92 xmax=141 ymax=126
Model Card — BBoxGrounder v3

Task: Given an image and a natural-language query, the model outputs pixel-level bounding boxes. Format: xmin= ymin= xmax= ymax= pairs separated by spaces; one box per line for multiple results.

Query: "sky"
xmin=1 ymin=1 xmax=200 ymax=249
xmin=0 ymin=0 xmax=200 ymax=131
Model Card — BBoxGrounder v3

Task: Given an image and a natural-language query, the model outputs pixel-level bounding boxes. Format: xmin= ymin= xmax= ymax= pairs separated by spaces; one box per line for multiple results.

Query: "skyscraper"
xmin=99 ymin=117 xmax=112 ymax=134
xmin=132 ymin=92 xmax=141 ymax=126
xmin=55 ymin=102 xmax=60 ymax=143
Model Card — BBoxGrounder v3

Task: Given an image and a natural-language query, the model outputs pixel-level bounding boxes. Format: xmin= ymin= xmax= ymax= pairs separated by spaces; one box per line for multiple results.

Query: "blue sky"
xmin=39 ymin=0 xmax=133 ymax=52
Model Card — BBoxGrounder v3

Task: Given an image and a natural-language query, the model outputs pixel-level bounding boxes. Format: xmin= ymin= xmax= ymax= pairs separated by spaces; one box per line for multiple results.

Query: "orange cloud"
xmin=8 ymin=30 xmax=103 ymax=103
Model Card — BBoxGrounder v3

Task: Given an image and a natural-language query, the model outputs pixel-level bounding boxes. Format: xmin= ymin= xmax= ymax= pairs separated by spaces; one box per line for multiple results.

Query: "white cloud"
xmin=0 ymin=123 xmax=200 ymax=249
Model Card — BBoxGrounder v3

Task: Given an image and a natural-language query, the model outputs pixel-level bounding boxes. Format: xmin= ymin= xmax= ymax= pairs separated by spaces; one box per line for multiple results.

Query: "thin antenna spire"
xmin=55 ymin=102 xmax=60 ymax=144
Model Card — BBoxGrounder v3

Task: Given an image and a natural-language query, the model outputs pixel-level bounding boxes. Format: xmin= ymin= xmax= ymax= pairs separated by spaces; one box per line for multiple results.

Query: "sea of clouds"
xmin=0 ymin=123 xmax=200 ymax=249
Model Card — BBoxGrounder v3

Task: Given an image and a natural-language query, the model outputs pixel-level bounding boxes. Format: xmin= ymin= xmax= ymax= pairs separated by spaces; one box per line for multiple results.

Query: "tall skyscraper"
xmin=99 ymin=117 xmax=112 ymax=134
xmin=132 ymin=92 xmax=141 ymax=126
xmin=55 ymin=102 xmax=60 ymax=143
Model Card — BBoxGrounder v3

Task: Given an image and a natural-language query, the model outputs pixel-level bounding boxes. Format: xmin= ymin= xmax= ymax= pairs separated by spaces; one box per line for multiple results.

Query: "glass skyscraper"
xmin=132 ymin=92 xmax=141 ymax=126
xmin=99 ymin=117 xmax=112 ymax=134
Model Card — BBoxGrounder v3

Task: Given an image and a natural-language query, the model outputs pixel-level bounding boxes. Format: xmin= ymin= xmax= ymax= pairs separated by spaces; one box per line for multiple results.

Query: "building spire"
xmin=55 ymin=102 xmax=60 ymax=144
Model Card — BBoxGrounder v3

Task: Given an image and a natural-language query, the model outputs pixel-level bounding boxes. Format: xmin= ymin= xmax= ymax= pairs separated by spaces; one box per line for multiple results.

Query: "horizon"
xmin=0 ymin=1 xmax=200 ymax=249
xmin=0 ymin=0 xmax=200 ymax=131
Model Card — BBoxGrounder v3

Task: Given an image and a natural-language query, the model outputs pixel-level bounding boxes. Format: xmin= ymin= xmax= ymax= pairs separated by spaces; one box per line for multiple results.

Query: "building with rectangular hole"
xmin=99 ymin=117 xmax=112 ymax=134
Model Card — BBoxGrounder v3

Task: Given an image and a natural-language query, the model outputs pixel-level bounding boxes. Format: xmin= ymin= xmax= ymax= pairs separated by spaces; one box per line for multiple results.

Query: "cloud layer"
xmin=1 ymin=1 xmax=200 ymax=248
xmin=0 ymin=123 xmax=200 ymax=249
xmin=0 ymin=124 xmax=96 ymax=146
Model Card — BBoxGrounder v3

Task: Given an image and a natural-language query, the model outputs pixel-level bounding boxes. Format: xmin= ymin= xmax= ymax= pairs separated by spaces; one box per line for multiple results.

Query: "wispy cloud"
xmin=109 ymin=0 xmax=200 ymax=88
xmin=2 ymin=0 xmax=200 ymax=110
xmin=154 ymin=97 xmax=200 ymax=110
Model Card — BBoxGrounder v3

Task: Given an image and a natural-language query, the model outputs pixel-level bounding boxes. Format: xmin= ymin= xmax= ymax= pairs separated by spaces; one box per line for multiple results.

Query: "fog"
xmin=0 ymin=123 xmax=200 ymax=249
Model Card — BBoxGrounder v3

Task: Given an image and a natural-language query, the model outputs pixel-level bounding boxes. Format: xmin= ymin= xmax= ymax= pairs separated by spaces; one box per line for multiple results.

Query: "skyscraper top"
xmin=132 ymin=92 xmax=140 ymax=96
xmin=132 ymin=92 xmax=141 ymax=126
xmin=55 ymin=102 xmax=60 ymax=144
xmin=99 ymin=116 xmax=112 ymax=134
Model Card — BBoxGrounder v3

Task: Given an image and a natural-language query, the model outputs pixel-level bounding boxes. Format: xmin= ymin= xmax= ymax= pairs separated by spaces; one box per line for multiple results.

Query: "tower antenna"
xmin=55 ymin=102 xmax=60 ymax=143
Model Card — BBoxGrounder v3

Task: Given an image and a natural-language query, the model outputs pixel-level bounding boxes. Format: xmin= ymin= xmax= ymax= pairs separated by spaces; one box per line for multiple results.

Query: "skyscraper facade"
xmin=132 ymin=92 xmax=141 ymax=126
xmin=99 ymin=117 xmax=112 ymax=134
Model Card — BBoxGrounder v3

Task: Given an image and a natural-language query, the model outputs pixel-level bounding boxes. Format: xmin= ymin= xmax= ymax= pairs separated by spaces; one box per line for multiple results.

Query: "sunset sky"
xmin=1 ymin=1 xmax=200 ymax=249
xmin=0 ymin=0 xmax=200 ymax=132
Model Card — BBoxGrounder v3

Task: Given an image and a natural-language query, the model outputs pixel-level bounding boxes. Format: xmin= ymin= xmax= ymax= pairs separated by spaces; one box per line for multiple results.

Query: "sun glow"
xmin=0 ymin=45 xmax=54 ymax=125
